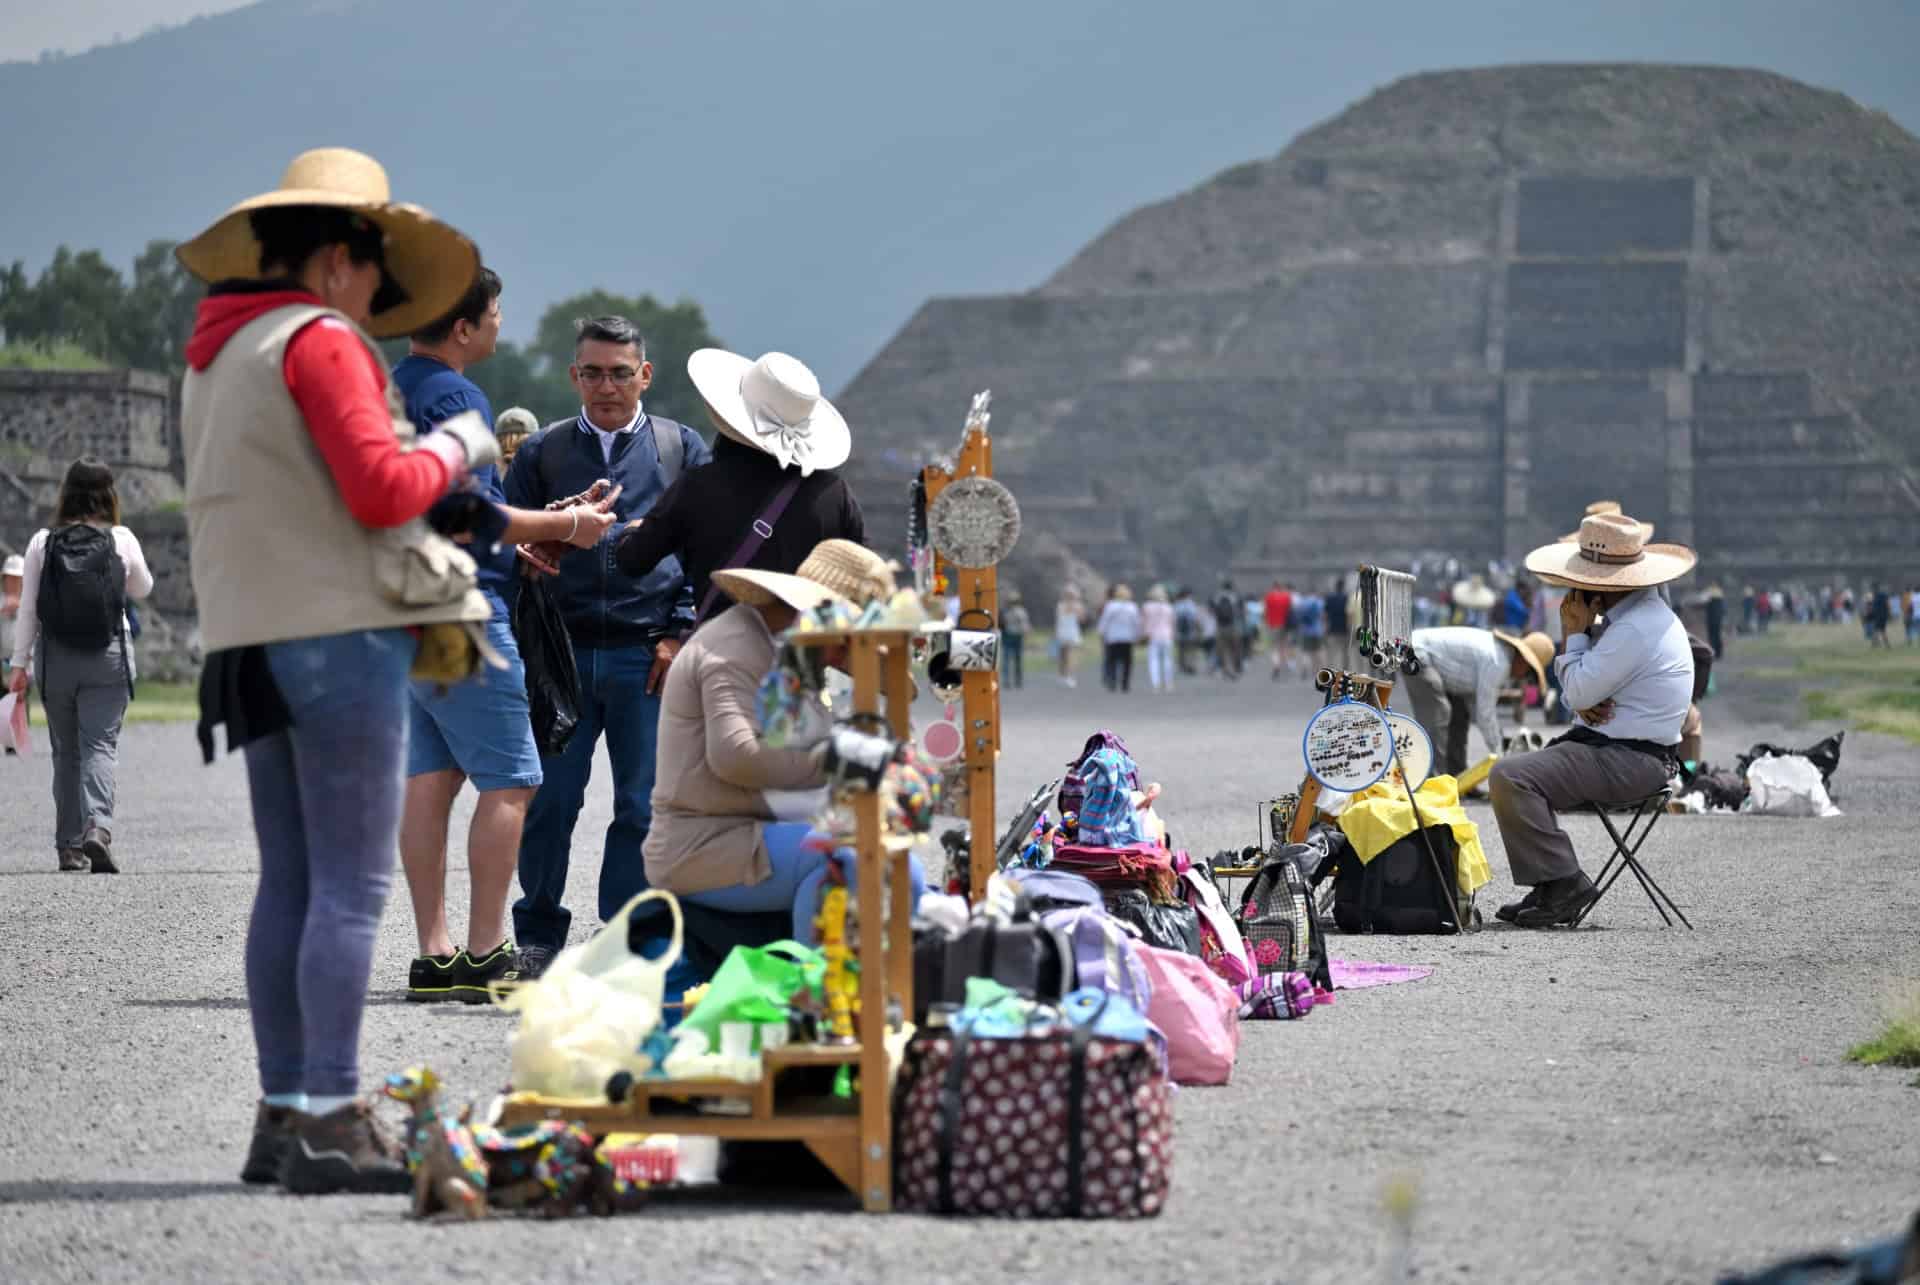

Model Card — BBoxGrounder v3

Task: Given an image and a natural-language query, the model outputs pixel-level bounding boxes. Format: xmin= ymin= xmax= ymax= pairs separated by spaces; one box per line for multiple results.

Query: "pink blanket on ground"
xmin=1327 ymin=959 xmax=1433 ymax=990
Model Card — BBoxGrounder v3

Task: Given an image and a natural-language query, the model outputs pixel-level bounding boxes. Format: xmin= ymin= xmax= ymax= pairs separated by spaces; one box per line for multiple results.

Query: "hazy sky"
xmin=0 ymin=1 xmax=249 ymax=60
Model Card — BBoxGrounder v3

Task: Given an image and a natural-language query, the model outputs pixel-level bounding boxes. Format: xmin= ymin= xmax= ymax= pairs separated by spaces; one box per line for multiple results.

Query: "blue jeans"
xmin=677 ymin=822 xmax=930 ymax=944
xmin=513 ymin=639 xmax=661 ymax=953
xmin=243 ymin=628 xmax=415 ymax=1097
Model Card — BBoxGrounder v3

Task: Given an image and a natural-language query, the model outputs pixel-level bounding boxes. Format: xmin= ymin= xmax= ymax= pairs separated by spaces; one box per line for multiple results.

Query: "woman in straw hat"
xmin=614 ymin=347 xmax=863 ymax=630
xmin=1487 ymin=512 xmax=1696 ymax=928
xmin=645 ymin=539 xmax=926 ymax=939
xmin=174 ymin=148 xmax=511 ymax=1194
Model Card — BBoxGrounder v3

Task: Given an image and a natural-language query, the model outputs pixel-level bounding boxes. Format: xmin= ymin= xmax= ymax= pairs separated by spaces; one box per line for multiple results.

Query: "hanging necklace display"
xmin=1380 ymin=710 xmax=1434 ymax=790
xmin=1301 ymin=699 xmax=1394 ymax=793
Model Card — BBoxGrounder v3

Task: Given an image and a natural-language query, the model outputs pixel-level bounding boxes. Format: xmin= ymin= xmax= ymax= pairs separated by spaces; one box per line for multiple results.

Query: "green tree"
xmin=0 ymin=240 xmax=202 ymax=374
xmin=120 ymin=240 xmax=203 ymax=373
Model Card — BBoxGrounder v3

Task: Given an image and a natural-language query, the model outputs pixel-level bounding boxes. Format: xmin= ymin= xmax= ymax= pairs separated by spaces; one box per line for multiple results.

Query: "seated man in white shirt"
xmin=1489 ymin=514 xmax=1696 ymax=928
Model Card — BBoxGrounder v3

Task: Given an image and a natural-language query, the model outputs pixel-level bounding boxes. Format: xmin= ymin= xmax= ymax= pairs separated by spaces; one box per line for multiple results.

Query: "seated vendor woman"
xmin=644 ymin=538 xmax=926 ymax=941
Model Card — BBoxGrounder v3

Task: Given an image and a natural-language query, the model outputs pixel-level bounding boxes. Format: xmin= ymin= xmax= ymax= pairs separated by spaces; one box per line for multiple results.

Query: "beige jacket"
xmin=645 ymin=603 xmax=826 ymax=893
xmin=180 ymin=303 xmax=487 ymax=652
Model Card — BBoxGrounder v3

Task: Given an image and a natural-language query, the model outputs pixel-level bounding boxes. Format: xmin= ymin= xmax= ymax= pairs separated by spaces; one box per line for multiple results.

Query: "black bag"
xmin=1325 ymin=825 xmax=1463 ymax=935
xmin=912 ymin=913 xmax=1072 ymax=1023
xmin=38 ymin=524 xmax=126 ymax=650
xmin=1235 ymin=845 xmax=1332 ymax=990
xmin=511 ymin=577 xmax=582 ymax=755
xmin=1687 ymin=632 xmax=1714 ymax=702
xmin=1103 ymin=888 xmax=1201 ymax=955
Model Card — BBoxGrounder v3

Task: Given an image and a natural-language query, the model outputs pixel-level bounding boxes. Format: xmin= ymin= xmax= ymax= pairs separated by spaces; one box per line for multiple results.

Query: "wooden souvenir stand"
xmin=919 ymin=422 xmax=1002 ymax=901
xmin=498 ymin=629 xmax=919 ymax=1213
xmin=1286 ymin=669 xmax=1396 ymax=844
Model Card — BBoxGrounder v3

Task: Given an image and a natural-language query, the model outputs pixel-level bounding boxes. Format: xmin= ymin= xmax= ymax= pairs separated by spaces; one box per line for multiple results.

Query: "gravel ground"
xmin=2 ymin=648 xmax=1915 ymax=1284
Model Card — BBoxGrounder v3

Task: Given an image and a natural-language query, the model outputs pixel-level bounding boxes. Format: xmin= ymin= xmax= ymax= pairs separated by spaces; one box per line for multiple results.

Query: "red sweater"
xmin=186 ymin=289 xmax=450 ymax=527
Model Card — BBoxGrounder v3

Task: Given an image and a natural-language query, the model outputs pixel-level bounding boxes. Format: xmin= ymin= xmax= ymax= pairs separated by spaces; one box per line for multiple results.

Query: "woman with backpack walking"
xmin=7 ymin=457 xmax=153 ymax=873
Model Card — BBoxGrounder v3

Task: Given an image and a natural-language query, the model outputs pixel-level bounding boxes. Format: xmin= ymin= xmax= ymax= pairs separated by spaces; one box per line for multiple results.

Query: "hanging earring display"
xmin=1301 ymin=700 xmax=1394 ymax=792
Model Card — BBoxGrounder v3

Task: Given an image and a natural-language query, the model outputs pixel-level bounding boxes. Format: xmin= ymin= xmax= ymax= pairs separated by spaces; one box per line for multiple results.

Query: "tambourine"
xmin=1300 ymin=700 xmax=1393 ymax=793
xmin=1381 ymin=710 xmax=1434 ymax=790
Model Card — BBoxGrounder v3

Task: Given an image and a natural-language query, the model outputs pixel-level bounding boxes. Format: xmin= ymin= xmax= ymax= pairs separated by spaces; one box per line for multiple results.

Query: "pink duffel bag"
xmin=1137 ymin=944 xmax=1241 ymax=1086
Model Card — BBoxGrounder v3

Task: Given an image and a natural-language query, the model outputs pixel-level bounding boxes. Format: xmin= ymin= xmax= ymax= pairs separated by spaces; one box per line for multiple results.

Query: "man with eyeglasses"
xmin=504 ymin=314 xmax=711 ymax=974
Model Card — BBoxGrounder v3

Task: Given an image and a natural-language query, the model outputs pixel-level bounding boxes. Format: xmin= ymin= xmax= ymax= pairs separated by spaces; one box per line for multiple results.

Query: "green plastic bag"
xmin=675 ymin=941 xmax=825 ymax=1059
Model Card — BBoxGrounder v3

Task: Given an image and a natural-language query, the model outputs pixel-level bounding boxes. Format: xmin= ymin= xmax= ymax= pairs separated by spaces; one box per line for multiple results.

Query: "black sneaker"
xmin=279 ymin=1100 xmax=412 ymax=1195
xmin=453 ymin=941 xmax=529 ymax=1003
xmin=406 ymin=953 xmax=460 ymax=1003
xmin=517 ymin=943 xmax=557 ymax=980
xmin=241 ymin=1101 xmax=297 ymax=1184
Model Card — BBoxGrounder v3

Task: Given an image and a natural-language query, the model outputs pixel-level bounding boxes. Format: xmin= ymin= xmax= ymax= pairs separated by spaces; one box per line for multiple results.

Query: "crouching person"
xmin=1489 ymin=514 xmax=1695 ymax=928
xmin=645 ymin=540 xmax=925 ymax=941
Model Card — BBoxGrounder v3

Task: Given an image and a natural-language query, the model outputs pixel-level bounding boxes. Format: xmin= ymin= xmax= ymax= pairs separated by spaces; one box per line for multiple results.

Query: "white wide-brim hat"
xmin=2 ymin=554 xmax=23 ymax=578
xmin=1526 ymin=513 xmax=1696 ymax=591
xmin=176 ymin=148 xmax=479 ymax=341
xmin=687 ymin=348 xmax=851 ymax=476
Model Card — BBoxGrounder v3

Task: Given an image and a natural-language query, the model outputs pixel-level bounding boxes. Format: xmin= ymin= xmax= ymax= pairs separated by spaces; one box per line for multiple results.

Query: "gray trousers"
xmin=1402 ymin=663 xmax=1473 ymax=778
xmin=1488 ymin=740 xmax=1670 ymax=886
xmin=38 ymin=635 xmax=130 ymax=851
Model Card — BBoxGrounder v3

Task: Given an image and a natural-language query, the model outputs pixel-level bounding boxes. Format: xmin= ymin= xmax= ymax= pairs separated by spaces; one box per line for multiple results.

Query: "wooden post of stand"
xmin=920 ymin=423 xmax=1002 ymax=903
xmin=847 ymin=635 xmax=891 ymax=1212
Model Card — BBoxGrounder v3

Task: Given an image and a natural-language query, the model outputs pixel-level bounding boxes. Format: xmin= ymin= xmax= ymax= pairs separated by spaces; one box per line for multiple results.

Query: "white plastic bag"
xmin=0 ymin=692 xmax=27 ymax=756
xmin=1741 ymin=755 xmax=1841 ymax=819
xmin=494 ymin=888 xmax=683 ymax=1097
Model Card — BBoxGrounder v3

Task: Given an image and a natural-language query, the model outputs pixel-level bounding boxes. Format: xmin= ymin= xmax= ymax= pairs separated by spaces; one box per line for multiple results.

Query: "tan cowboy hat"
xmin=713 ymin=539 xmax=894 ymax=613
xmin=1526 ymin=512 xmax=1696 ymax=591
xmin=1493 ymin=629 xmax=1554 ymax=693
xmin=175 ymin=148 xmax=480 ymax=340
xmin=1560 ymin=501 xmax=1651 ymax=543
xmin=687 ymin=349 xmax=851 ymax=476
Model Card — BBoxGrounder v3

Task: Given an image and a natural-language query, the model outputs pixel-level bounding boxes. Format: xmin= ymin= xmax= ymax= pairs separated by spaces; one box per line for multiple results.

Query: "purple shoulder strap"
xmin=694 ymin=475 xmax=805 ymax=624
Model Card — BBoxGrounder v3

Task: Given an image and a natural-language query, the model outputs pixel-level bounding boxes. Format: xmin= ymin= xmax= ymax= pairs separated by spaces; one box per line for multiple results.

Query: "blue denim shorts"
xmin=406 ymin=610 xmax=542 ymax=792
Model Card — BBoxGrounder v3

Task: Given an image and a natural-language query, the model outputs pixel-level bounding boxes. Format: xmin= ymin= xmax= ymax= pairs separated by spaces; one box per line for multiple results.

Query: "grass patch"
xmin=1846 ymin=990 xmax=1920 ymax=1072
xmin=14 ymin=680 xmax=198 ymax=729
xmin=1730 ymin=623 xmax=1920 ymax=744
xmin=0 ymin=340 xmax=109 ymax=370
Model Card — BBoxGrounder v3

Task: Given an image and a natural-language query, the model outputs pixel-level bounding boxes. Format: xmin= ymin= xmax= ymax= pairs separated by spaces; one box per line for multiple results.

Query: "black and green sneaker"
xmin=406 ymin=952 xmax=460 ymax=1003
xmin=452 ymin=942 xmax=529 ymax=1004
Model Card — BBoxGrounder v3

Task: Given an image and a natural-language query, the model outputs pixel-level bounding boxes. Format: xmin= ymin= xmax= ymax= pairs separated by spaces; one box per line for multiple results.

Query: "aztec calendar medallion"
xmin=927 ymin=476 xmax=1021 ymax=568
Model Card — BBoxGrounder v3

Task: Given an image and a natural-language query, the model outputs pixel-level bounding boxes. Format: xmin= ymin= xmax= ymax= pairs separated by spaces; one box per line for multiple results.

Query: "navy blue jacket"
xmin=503 ymin=414 xmax=712 ymax=649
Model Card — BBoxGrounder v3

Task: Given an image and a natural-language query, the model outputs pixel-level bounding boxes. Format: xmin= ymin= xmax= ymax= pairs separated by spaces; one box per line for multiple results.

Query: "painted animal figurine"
xmin=382 ymin=1066 xmax=489 ymax=1220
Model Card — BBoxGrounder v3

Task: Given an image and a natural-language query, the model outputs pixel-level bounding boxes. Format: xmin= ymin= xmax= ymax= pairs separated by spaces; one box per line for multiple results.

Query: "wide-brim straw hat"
xmin=1526 ymin=513 xmax=1697 ymax=591
xmin=1452 ymin=577 xmax=1497 ymax=610
xmin=1493 ymin=629 xmax=1554 ymax=693
xmin=688 ymin=348 xmax=851 ymax=476
xmin=712 ymin=538 xmax=895 ymax=613
xmin=1560 ymin=501 xmax=1648 ymax=543
xmin=175 ymin=148 xmax=479 ymax=340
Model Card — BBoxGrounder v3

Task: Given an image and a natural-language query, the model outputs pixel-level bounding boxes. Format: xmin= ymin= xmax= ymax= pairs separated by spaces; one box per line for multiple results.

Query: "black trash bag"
xmin=1737 ymin=731 xmax=1844 ymax=788
xmin=1104 ymin=888 xmax=1202 ymax=955
xmin=511 ymin=577 xmax=582 ymax=756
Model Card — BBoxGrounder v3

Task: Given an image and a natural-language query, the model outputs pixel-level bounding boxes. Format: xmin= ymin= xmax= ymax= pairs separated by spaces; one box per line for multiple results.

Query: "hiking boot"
xmin=81 ymin=827 xmax=116 ymax=874
xmin=453 ymin=941 xmax=529 ymax=1003
xmin=58 ymin=847 xmax=89 ymax=872
xmin=517 ymin=944 xmax=557 ymax=980
xmin=278 ymin=1100 xmax=411 ymax=1195
xmin=1512 ymin=873 xmax=1599 ymax=929
xmin=241 ymin=1101 xmax=298 ymax=1185
xmin=406 ymin=952 xmax=460 ymax=1003
xmin=1495 ymin=886 xmax=1546 ymax=924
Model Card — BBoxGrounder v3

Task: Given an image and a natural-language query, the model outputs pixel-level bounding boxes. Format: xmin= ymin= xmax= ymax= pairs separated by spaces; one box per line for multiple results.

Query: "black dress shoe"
xmin=1512 ymin=873 xmax=1598 ymax=928
xmin=1495 ymin=886 xmax=1546 ymax=924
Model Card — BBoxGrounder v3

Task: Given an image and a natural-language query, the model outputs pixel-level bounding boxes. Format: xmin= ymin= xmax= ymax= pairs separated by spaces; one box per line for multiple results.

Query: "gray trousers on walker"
xmin=1488 ymin=740 xmax=1670 ymax=886
xmin=1402 ymin=663 xmax=1474 ymax=778
xmin=38 ymin=635 xmax=130 ymax=851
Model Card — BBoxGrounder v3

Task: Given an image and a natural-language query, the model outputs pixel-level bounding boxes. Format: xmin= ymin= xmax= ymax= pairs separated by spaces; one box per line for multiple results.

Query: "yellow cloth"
xmin=1336 ymin=775 xmax=1490 ymax=896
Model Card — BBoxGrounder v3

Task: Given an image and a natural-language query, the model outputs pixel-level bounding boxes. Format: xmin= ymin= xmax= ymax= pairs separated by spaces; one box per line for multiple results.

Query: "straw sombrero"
xmin=1452 ymin=575 xmax=1497 ymax=610
xmin=1559 ymin=500 xmax=1647 ymax=543
xmin=687 ymin=348 xmax=851 ymax=476
xmin=176 ymin=148 xmax=479 ymax=340
xmin=1492 ymin=630 xmax=1555 ymax=693
xmin=712 ymin=539 xmax=894 ymax=613
xmin=1526 ymin=513 xmax=1696 ymax=591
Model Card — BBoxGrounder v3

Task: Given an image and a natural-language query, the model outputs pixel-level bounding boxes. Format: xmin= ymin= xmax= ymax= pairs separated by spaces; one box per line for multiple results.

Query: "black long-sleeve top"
xmin=613 ymin=433 xmax=866 ymax=627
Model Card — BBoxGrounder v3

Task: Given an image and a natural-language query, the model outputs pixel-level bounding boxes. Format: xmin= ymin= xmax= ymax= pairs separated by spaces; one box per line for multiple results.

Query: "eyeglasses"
xmin=576 ymin=366 xmax=640 ymax=387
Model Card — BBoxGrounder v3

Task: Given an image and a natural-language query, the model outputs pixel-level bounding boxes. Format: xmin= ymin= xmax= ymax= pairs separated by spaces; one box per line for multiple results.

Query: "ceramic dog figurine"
xmin=383 ymin=1066 xmax=488 ymax=1220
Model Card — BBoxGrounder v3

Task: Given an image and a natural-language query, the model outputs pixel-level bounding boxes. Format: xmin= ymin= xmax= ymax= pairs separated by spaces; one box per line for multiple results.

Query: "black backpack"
xmin=1235 ymin=844 xmax=1333 ymax=989
xmin=1323 ymin=825 xmax=1466 ymax=935
xmin=38 ymin=525 xmax=127 ymax=651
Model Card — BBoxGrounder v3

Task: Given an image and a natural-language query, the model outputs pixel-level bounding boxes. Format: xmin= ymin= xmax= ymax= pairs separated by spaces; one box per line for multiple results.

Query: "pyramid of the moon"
xmin=838 ymin=65 xmax=1920 ymax=593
